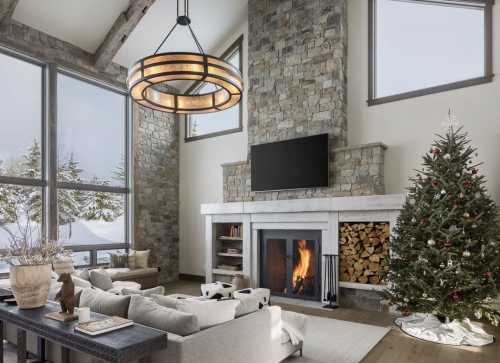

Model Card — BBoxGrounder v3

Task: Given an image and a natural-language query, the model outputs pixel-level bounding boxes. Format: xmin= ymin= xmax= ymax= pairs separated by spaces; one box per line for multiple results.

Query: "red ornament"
xmin=432 ymin=147 xmax=441 ymax=156
xmin=463 ymin=180 xmax=472 ymax=189
xmin=485 ymin=271 xmax=493 ymax=279
xmin=444 ymin=240 xmax=453 ymax=247
xmin=452 ymin=292 xmax=460 ymax=301
xmin=432 ymin=180 xmax=439 ymax=188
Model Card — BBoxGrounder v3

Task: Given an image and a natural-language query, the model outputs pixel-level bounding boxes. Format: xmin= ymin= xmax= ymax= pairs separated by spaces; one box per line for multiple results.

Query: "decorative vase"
xmin=10 ymin=264 xmax=52 ymax=309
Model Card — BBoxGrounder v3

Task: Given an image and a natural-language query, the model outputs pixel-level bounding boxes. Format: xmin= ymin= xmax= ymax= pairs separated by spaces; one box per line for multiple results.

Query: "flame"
xmin=292 ymin=240 xmax=313 ymax=291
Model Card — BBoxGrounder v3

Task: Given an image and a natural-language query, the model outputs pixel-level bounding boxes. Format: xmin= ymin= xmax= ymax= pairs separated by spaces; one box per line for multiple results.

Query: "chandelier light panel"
xmin=127 ymin=0 xmax=243 ymax=114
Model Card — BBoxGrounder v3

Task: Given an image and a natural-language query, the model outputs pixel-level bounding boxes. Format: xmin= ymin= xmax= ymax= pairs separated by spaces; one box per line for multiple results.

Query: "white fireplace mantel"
xmin=201 ymin=194 xmax=405 ymax=300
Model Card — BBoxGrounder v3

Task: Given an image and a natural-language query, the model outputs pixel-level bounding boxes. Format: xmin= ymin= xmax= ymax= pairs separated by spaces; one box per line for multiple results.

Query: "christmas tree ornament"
xmin=440 ymin=189 xmax=446 ymax=195
xmin=459 ymin=192 xmax=465 ymax=199
xmin=444 ymin=240 xmax=453 ymax=247
xmin=432 ymin=180 xmax=439 ymax=187
xmin=440 ymin=262 xmax=445 ymax=269
xmin=462 ymin=250 xmax=471 ymax=258
xmin=455 ymin=172 xmax=461 ymax=177
xmin=427 ymin=239 xmax=436 ymax=247
xmin=440 ymin=279 xmax=444 ymax=286
xmin=447 ymin=260 xmax=453 ymax=267
xmin=443 ymin=153 xmax=451 ymax=160
xmin=411 ymin=217 xmax=417 ymax=223
xmin=475 ymin=192 xmax=481 ymax=199
xmin=485 ymin=271 xmax=492 ymax=279
xmin=404 ymin=297 xmax=409 ymax=303
xmin=452 ymin=292 xmax=460 ymax=301
xmin=432 ymin=147 xmax=441 ymax=156
xmin=463 ymin=212 xmax=470 ymax=218
xmin=472 ymin=224 xmax=478 ymax=229
xmin=422 ymin=293 xmax=428 ymax=298
xmin=449 ymin=225 xmax=458 ymax=233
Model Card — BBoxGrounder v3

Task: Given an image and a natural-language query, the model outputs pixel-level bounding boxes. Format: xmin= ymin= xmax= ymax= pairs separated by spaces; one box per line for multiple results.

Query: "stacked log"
xmin=339 ymin=222 xmax=390 ymax=285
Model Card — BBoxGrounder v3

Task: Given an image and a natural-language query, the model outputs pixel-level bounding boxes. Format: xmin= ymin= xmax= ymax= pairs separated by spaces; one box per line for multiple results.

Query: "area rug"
xmin=284 ymin=315 xmax=390 ymax=363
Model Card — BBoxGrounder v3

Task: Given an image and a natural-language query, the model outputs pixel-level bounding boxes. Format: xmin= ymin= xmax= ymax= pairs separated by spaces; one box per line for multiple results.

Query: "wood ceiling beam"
xmin=0 ymin=0 xmax=20 ymax=26
xmin=94 ymin=0 xmax=156 ymax=70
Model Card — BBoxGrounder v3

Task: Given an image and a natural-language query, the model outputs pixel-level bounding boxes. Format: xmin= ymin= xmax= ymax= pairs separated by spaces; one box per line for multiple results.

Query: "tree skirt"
xmin=395 ymin=313 xmax=494 ymax=346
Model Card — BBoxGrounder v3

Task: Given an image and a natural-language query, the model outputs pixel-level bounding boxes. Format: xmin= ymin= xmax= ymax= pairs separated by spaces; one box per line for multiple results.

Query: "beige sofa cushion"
xmin=134 ymin=250 xmax=150 ymax=268
xmin=176 ymin=298 xmax=240 ymax=330
xmin=128 ymin=295 xmax=199 ymax=336
xmin=79 ymin=288 xmax=131 ymax=318
xmin=122 ymin=286 xmax=165 ymax=297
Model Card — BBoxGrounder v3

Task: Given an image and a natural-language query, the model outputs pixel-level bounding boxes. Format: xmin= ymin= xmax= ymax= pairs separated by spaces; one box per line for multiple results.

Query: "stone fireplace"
xmin=260 ymin=230 xmax=322 ymax=301
xmin=201 ymin=194 xmax=404 ymax=311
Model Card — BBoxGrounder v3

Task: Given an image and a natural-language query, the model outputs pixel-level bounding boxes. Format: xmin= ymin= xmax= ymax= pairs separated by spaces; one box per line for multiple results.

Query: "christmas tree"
xmin=386 ymin=126 xmax=500 ymax=326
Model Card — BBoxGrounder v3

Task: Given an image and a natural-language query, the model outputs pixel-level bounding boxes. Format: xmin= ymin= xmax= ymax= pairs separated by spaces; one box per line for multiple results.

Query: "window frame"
xmin=184 ymin=35 xmax=244 ymax=142
xmin=0 ymin=46 xmax=132 ymax=275
xmin=368 ymin=0 xmax=494 ymax=106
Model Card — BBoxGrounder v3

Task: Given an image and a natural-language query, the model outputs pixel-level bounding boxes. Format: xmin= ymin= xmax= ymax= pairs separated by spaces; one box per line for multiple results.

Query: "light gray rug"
xmin=284 ymin=316 xmax=390 ymax=363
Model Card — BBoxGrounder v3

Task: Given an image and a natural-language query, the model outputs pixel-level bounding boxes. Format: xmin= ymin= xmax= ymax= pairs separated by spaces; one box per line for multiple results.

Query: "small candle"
xmin=78 ymin=307 xmax=91 ymax=323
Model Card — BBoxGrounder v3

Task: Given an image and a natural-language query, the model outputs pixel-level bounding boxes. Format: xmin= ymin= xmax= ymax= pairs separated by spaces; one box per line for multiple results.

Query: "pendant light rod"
xmin=154 ymin=0 xmax=204 ymax=55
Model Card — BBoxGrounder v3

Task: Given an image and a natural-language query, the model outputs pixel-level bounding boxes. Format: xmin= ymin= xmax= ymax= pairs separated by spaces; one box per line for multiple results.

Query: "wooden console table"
xmin=0 ymin=301 xmax=167 ymax=363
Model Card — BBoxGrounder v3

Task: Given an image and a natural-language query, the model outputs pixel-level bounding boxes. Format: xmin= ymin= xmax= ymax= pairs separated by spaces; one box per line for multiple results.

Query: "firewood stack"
xmin=339 ymin=222 xmax=390 ymax=284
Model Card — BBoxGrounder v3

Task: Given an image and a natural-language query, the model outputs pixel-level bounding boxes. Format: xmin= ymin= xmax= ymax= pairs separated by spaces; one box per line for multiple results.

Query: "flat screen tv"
xmin=251 ymin=134 xmax=329 ymax=192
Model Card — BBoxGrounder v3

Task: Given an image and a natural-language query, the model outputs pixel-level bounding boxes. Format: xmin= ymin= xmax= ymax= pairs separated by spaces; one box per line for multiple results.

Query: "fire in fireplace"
xmin=260 ymin=230 xmax=321 ymax=301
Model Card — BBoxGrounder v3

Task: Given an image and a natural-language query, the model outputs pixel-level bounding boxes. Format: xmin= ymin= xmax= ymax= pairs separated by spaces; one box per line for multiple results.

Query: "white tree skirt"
xmin=395 ymin=313 xmax=494 ymax=346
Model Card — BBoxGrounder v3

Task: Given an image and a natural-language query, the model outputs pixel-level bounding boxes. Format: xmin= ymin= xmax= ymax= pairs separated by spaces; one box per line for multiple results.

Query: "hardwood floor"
xmin=165 ymin=279 xmax=500 ymax=363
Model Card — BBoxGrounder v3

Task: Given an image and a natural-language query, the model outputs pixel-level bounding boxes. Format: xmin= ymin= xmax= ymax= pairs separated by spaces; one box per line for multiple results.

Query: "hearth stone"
xmin=340 ymin=287 xmax=385 ymax=312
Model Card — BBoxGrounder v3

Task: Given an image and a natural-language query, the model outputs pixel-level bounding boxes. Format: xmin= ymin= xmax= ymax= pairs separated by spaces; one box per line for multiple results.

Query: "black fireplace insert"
xmin=259 ymin=230 xmax=322 ymax=301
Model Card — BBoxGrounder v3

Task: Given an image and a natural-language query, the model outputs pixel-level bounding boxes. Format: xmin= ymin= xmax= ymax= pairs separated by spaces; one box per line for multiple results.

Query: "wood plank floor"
xmin=165 ymin=280 xmax=500 ymax=363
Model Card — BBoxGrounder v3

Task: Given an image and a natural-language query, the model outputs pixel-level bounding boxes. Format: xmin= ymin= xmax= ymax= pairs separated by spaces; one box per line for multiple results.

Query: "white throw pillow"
xmin=176 ymin=298 xmax=240 ymax=329
xmin=234 ymin=288 xmax=271 ymax=316
xmin=122 ymin=286 xmax=165 ymax=297
xmin=201 ymin=281 xmax=236 ymax=299
xmin=73 ymin=268 xmax=90 ymax=281
xmin=72 ymin=275 xmax=92 ymax=289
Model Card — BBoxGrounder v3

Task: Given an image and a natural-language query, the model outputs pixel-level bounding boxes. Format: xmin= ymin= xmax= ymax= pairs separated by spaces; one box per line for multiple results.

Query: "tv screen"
xmin=251 ymin=134 xmax=329 ymax=192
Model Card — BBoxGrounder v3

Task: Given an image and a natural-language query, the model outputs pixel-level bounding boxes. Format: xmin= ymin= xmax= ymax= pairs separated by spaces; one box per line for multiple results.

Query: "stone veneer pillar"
xmin=133 ymin=105 xmax=179 ymax=285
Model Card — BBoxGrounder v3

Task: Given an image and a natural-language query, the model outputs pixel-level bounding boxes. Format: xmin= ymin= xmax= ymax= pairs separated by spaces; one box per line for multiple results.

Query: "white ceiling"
xmin=13 ymin=0 xmax=130 ymax=53
xmin=114 ymin=0 xmax=247 ymax=68
xmin=12 ymin=0 xmax=248 ymax=68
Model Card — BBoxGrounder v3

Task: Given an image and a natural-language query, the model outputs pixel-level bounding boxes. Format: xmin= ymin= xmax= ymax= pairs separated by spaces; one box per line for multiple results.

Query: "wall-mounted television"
xmin=251 ymin=134 xmax=329 ymax=192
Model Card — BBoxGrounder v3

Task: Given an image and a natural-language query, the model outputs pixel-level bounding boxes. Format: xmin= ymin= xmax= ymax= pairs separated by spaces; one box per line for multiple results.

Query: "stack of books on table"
xmin=217 ymin=263 xmax=242 ymax=271
xmin=75 ymin=316 xmax=134 ymax=336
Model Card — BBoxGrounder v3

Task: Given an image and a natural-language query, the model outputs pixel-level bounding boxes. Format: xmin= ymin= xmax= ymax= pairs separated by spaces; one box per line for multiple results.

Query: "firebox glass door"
xmin=264 ymin=239 xmax=287 ymax=294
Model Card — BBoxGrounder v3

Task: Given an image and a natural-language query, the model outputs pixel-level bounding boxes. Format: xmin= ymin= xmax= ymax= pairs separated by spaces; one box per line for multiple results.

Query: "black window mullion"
xmin=47 ymin=64 xmax=58 ymax=241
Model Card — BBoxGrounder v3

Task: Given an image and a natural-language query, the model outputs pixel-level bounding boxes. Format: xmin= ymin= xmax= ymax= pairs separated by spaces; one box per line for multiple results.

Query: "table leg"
xmin=0 ymin=321 xmax=4 ymax=363
xmin=16 ymin=329 xmax=26 ymax=363
xmin=61 ymin=346 xmax=70 ymax=363
xmin=31 ymin=336 xmax=46 ymax=363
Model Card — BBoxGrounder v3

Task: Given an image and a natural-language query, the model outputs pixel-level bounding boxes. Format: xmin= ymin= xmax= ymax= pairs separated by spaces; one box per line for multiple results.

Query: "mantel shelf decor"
xmin=127 ymin=0 xmax=243 ymax=114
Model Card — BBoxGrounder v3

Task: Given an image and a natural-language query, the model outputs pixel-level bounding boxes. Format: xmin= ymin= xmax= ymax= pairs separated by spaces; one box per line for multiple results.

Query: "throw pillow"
xmin=89 ymin=269 xmax=113 ymax=291
xmin=73 ymin=268 xmax=90 ymax=281
xmin=233 ymin=288 xmax=270 ymax=317
xmin=109 ymin=252 xmax=127 ymax=268
xmin=150 ymin=294 xmax=181 ymax=309
xmin=72 ymin=275 xmax=92 ymax=289
xmin=128 ymin=295 xmax=199 ymax=336
xmin=122 ymin=286 xmax=165 ymax=297
xmin=134 ymin=250 xmax=150 ymax=269
xmin=79 ymin=288 xmax=131 ymax=318
xmin=201 ymin=281 xmax=236 ymax=299
xmin=176 ymin=298 xmax=240 ymax=329
xmin=128 ymin=250 xmax=136 ymax=269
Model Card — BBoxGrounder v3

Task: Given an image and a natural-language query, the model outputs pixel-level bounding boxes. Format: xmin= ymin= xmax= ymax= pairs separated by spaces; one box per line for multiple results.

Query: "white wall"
xmin=179 ymin=21 xmax=249 ymax=276
xmin=180 ymin=2 xmax=500 ymax=276
xmin=348 ymin=0 xmax=500 ymax=205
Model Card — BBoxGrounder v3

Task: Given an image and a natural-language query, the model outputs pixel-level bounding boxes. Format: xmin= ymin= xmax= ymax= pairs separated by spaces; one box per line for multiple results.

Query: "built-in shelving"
xmin=209 ymin=222 xmax=244 ymax=283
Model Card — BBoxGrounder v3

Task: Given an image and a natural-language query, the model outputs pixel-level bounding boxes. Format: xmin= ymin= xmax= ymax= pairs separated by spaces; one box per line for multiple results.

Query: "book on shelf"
xmin=226 ymin=248 xmax=242 ymax=254
xmin=217 ymin=264 xmax=242 ymax=271
xmin=229 ymin=225 xmax=241 ymax=238
xmin=75 ymin=316 xmax=134 ymax=336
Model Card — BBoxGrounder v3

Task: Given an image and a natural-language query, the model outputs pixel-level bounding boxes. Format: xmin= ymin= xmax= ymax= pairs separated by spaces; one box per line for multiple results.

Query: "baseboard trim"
xmin=179 ymin=273 xmax=206 ymax=283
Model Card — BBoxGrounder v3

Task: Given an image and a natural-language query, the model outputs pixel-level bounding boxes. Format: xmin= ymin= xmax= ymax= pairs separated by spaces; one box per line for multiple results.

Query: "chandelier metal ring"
xmin=128 ymin=52 xmax=243 ymax=114
xmin=127 ymin=0 xmax=243 ymax=114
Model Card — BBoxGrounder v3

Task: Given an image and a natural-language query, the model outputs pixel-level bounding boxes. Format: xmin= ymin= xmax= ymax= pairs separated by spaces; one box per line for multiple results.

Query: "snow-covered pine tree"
xmin=0 ymin=162 xmax=16 ymax=225
xmin=21 ymin=140 xmax=42 ymax=223
xmin=82 ymin=178 xmax=122 ymax=222
xmin=112 ymin=156 xmax=126 ymax=186
xmin=57 ymin=154 xmax=83 ymax=237
xmin=386 ymin=127 xmax=500 ymax=326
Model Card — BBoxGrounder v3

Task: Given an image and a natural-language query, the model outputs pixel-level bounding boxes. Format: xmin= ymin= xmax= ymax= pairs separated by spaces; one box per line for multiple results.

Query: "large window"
xmin=185 ymin=36 xmax=243 ymax=141
xmin=0 ymin=51 xmax=45 ymax=274
xmin=368 ymin=0 xmax=493 ymax=105
xmin=0 ymin=48 xmax=131 ymax=273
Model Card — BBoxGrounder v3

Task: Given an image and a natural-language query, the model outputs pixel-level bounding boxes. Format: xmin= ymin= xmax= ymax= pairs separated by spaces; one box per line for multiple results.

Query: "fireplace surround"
xmin=202 ymin=194 xmax=404 ymax=311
